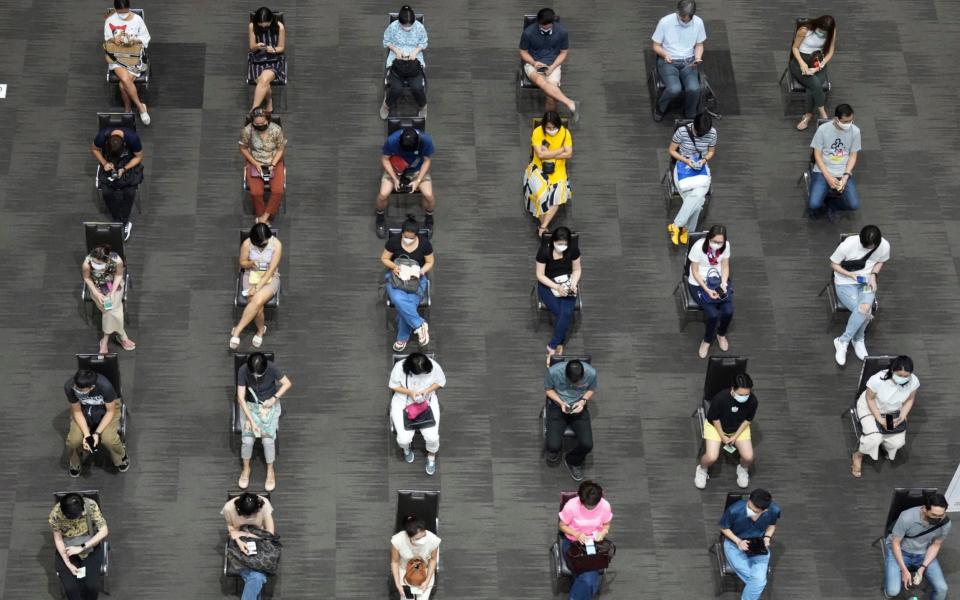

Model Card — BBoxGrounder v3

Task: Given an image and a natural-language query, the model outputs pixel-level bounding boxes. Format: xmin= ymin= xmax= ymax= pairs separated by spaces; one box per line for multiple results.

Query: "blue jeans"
xmin=723 ymin=540 xmax=769 ymax=600
xmin=689 ymin=284 xmax=733 ymax=343
xmin=386 ymin=274 xmax=428 ymax=342
xmin=834 ymin=283 xmax=874 ymax=343
xmin=538 ymin=283 xmax=576 ymax=349
xmin=808 ymin=172 xmax=860 ymax=214
xmin=657 ymin=58 xmax=701 ymax=117
xmin=240 ymin=568 xmax=267 ymax=600
xmin=884 ymin=540 xmax=948 ymax=600
xmin=561 ymin=539 xmax=601 ymax=599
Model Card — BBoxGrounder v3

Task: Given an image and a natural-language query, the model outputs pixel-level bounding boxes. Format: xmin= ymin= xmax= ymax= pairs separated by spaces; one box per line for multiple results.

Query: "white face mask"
xmin=554 ymin=243 xmax=568 ymax=253
xmin=413 ymin=536 xmax=427 ymax=545
xmin=892 ymin=374 xmax=911 ymax=385
xmin=90 ymin=260 xmax=107 ymax=271
xmin=836 ymin=120 xmax=853 ymax=130
xmin=709 ymin=241 xmax=724 ymax=250
xmin=116 ymin=10 xmax=131 ymax=19
xmin=402 ymin=237 xmax=417 ymax=247
xmin=544 ymin=127 xmax=559 ymax=136
xmin=746 ymin=506 xmax=760 ymax=519
xmin=677 ymin=14 xmax=693 ymax=27
xmin=401 ymin=24 xmax=414 ymax=32
xmin=733 ymin=393 xmax=750 ymax=403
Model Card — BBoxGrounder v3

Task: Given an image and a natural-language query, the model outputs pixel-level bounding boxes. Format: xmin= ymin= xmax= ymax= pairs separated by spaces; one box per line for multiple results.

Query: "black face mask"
xmin=926 ymin=514 xmax=944 ymax=524
xmin=253 ymin=123 xmax=269 ymax=131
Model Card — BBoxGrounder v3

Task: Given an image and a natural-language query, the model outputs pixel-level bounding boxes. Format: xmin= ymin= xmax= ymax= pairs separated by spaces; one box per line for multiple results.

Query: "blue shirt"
xmin=381 ymin=129 xmax=434 ymax=173
xmin=519 ymin=22 xmax=569 ymax=65
xmin=544 ymin=362 xmax=597 ymax=406
xmin=651 ymin=13 xmax=707 ymax=60
xmin=718 ymin=499 xmax=781 ymax=539
xmin=383 ymin=20 xmax=428 ymax=67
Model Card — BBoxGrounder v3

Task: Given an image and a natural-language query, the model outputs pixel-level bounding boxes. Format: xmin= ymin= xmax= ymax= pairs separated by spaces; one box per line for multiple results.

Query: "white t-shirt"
xmin=797 ymin=28 xmax=827 ymax=54
xmin=389 ymin=358 xmax=446 ymax=406
xmin=104 ymin=12 xmax=151 ymax=47
xmin=687 ymin=241 xmax=731 ymax=286
xmin=830 ymin=236 xmax=891 ymax=285
xmin=651 ymin=13 xmax=706 ymax=61
xmin=391 ymin=529 xmax=441 ymax=590
xmin=864 ymin=371 xmax=919 ymax=414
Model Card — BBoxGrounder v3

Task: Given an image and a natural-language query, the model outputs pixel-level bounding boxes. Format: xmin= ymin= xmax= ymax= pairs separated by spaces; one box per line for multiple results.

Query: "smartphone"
xmin=246 ymin=540 xmax=258 ymax=555
xmin=76 ymin=566 xmax=86 ymax=579
xmin=585 ymin=539 xmax=596 ymax=555
xmin=536 ymin=66 xmax=547 ymax=74
xmin=723 ymin=443 xmax=736 ymax=454
xmin=885 ymin=414 xmax=894 ymax=430
xmin=856 ymin=276 xmax=867 ymax=284
xmin=716 ymin=288 xmax=728 ymax=301
xmin=102 ymin=296 xmax=114 ymax=311
xmin=403 ymin=585 xmax=415 ymax=599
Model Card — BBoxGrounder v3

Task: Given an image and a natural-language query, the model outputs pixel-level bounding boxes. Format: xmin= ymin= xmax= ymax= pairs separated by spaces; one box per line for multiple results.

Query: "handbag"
xmin=63 ymin=499 xmax=97 ymax=559
xmin=390 ymin=256 xmax=422 ymax=293
xmin=99 ymin=163 xmax=144 ymax=189
xmin=391 ymin=58 xmax=423 ymax=79
xmin=674 ymin=125 xmax=711 ymax=191
xmin=404 ymin=557 xmax=429 ymax=587
xmin=402 ymin=373 xmax=436 ymax=430
xmin=839 ymin=246 xmax=878 ymax=273
xmin=250 ymin=50 xmax=277 ymax=64
xmin=564 ymin=539 xmax=616 ymax=573
xmin=225 ymin=525 xmax=282 ymax=575
xmin=698 ymin=267 xmax=732 ymax=304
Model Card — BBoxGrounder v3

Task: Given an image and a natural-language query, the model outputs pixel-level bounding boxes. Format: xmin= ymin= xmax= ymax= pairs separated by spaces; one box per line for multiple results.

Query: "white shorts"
xmin=524 ymin=63 xmax=562 ymax=85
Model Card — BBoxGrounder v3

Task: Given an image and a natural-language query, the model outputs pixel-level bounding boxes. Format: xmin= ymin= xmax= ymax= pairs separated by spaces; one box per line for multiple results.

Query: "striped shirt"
xmin=671 ymin=125 xmax=717 ymax=160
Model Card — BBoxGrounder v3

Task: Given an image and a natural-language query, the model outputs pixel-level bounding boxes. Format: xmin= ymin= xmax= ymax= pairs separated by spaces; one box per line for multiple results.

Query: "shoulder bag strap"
xmin=858 ymin=245 xmax=878 ymax=263
xmin=686 ymin=124 xmax=701 ymax=158
xmin=904 ymin=517 xmax=950 ymax=539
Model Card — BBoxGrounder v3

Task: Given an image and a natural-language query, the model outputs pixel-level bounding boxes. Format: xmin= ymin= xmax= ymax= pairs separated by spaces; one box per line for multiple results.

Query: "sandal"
xmin=118 ymin=336 xmax=136 ymax=351
xmin=252 ymin=326 xmax=267 ymax=348
xmin=546 ymin=345 xmax=557 ymax=367
xmin=556 ymin=344 xmax=564 ymax=356
xmin=238 ymin=471 xmax=250 ymax=489
xmin=265 ymin=474 xmax=276 ymax=492
xmin=851 ymin=456 xmax=863 ymax=479
xmin=393 ymin=340 xmax=408 ymax=352
xmin=229 ymin=330 xmax=240 ymax=350
xmin=796 ymin=114 xmax=813 ymax=131
xmin=416 ymin=322 xmax=430 ymax=346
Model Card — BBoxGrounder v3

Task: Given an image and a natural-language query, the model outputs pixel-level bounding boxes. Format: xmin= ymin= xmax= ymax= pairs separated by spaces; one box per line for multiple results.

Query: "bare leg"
xmin=734 ymin=439 xmax=754 ymax=469
xmin=539 ymin=204 xmax=560 ymax=233
xmin=531 ymin=73 xmax=575 ymax=112
xmin=252 ymin=70 xmax=276 ymax=112
xmin=254 ymin=307 xmax=266 ymax=337
xmin=118 ymin=80 xmax=132 ymax=113
xmin=851 ymin=451 xmax=863 ymax=477
xmin=233 ymin=288 xmax=273 ymax=336
xmin=699 ymin=440 xmax=721 ymax=469
xmin=375 ymin=177 xmax=394 ymax=212
xmin=113 ymin=68 xmax=145 ymax=113
xmin=99 ymin=334 xmax=110 ymax=355
xmin=419 ymin=181 xmax=436 ymax=212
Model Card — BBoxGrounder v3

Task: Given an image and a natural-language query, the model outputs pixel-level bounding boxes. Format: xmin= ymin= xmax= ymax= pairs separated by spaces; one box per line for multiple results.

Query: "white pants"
xmin=672 ymin=180 xmax=709 ymax=232
xmin=391 ymin=396 xmax=440 ymax=453
xmin=856 ymin=395 xmax=906 ymax=461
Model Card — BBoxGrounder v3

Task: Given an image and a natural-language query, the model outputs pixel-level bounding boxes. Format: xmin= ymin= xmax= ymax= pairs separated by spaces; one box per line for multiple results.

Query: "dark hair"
xmin=89 ymin=244 xmax=114 ymax=263
xmin=235 ymin=493 xmax=264 ymax=517
xmin=797 ymin=15 xmax=836 ymax=55
xmin=578 ymin=480 xmax=603 ymax=508
xmin=73 ymin=369 xmax=98 ymax=389
xmin=253 ymin=7 xmax=279 ymax=35
xmin=540 ymin=111 xmax=563 ymax=133
xmin=858 ymin=225 xmax=881 ymax=249
xmin=732 ymin=372 xmax=753 ymax=391
xmin=113 ymin=0 xmax=130 ymax=10
xmin=925 ymin=493 xmax=948 ymax=510
xmin=403 ymin=352 xmax=433 ymax=376
xmin=398 ymin=5 xmax=416 ymax=26
xmin=401 ymin=214 xmax=419 ymax=236
xmin=749 ymin=489 xmax=772 ymax=510
xmin=835 ymin=103 xmax=854 ymax=119
xmin=403 ymin=515 xmax=426 ymax=537
xmin=677 ymin=0 xmax=696 ymax=17
xmin=565 ymin=359 xmax=584 ymax=383
xmin=693 ymin=112 xmax=713 ymax=137
xmin=249 ymin=223 xmax=272 ymax=248
xmin=60 ymin=494 xmax=86 ymax=520
xmin=247 ymin=352 xmax=269 ymax=378
xmin=399 ymin=128 xmax=420 ymax=152
xmin=249 ymin=107 xmax=271 ymax=125
xmin=881 ymin=355 xmax=914 ymax=380
xmin=551 ymin=225 xmax=572 ymax=247
xmin=701 ymin=224 xmax=727 ymax=253
xmin=536 ymin=8 xmax=556 ymax=25
xmin=104 ymin=134 xmax=126 ymax=162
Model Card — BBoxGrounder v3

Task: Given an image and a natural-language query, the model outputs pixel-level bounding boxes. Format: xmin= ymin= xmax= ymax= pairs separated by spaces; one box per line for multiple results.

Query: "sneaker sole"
xmin=563 ymin=459 xmax=584 ymax=482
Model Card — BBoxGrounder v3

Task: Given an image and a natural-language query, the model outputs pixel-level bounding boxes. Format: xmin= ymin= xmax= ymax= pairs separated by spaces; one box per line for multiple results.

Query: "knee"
xmin=884 ymin=579 xmax=901 ymax=597
xmin=701 ymin=449 xmax=719 ymax=465
xmin=578 ymin=434 xmax=594 ymax=453
xmin=686 ymin=81 xmax=701 ymax=95
xmin=739 ymin=449 xmax=754 ymax=464
xmin=395 ymin=432 xmax=414 ymax=448
xmin=664 ymin=81 xmax=682 ymax=95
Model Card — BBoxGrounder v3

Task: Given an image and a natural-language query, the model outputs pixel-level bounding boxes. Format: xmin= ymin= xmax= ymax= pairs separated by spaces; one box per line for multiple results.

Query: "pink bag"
xmin=404 ymin=399 xmax=431 ymax=420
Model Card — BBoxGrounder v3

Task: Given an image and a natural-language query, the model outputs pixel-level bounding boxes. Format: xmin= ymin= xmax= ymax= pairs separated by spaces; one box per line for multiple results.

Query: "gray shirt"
xmin=810 ymin=120 xmax=861 ymax=177
xmin=544 ymin=362 xmax=597 ymax=406
xmin=888 ymin=506 xmax=951 ymax=555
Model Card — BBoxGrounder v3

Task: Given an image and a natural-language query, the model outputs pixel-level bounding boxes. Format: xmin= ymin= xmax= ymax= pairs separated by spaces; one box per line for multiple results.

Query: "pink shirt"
xmin=559 ymin=497 xmax=613 ymax=541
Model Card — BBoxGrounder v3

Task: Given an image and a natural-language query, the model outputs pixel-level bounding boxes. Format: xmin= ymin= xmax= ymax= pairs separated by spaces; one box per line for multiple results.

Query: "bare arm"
xmin=248 ymin=23 xmax=260 ymax=51
xmin=559 ymin=520 xmax=589 ymax=543
xmin=865 ymin=388 xmax=884 ymax=423
xmin=570 ymin=258 xmax=582 ymax=288
xmin=519 ymin=49 xmax=538 ymax=66
xmin=812 ymin=148 xmax=832 ymax=179
xmin=70 ymin=403 xmax=91 ymax=437
xmin=898 ymin=390 xmax=918 ymax=421
xmin=381 ymin=155 xmax=400 ymax=184
xmin=669 ymin=141 xmax=692 ymax=165
xmin=120 ymin=150 xmax=143 ymax=171
xmin=238 ymin=239 xmax=256 ymax=270
xmin=822 ymin=28 xmax=837 ymax=65
xmin=694 ymin=42 xmax=704 ymax=62
xmin=425 ymin=546 xmax=439 ymax=586
xmin=535 ymin=261 xmax=557 ymax=289
xmin=843 ymin=151 xmax=858 ymax=175
xmin=261 ymin=239 xmax=282 ymax=281
xmin=415 ymin=157 xmax=431 ymax=180
xmin=239 ymin=145 xmax=261 ymax=167
xmin=720 ymin=258 xmax=730 ymax=285
xmin=390 ymin=546 xmax=404 ymax=592
xmin=550 ymin=49 xmax=568 ymax=68
xmin=420 ymin=252 xmax=435 ymax=276
xmin=791 ymin=27 xmax=808 ymax=71
xmin=652 ymin=42 xmax=670 ymax=61
xmin=81 ymin=261 xmax=101 ymax=300
xmin=90 ymin=144 xmax=111 ymax=169
xmin=272 ymin=23 xmax=285 ymax=53
xmin=381 ymin=249 xmax=398 ymax=272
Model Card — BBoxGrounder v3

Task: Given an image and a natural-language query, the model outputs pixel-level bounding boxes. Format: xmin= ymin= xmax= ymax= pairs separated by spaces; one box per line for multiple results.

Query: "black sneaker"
xmin=652 ymin=109 xmax=665 ymax=122
xmin=117 ymin=456 xmax=130 ymax=472
xmin=424 ymin=213 xmax=434 ymax=237
xmin=375 ymin=212 xmax=387 ymax=239
xmin=563 ymin=457 xmax=584 ymax=482
xmin=545 ymin=451 xmax=561 ymax=465
xmin=68 ymin=465 xmax=81 ymax=478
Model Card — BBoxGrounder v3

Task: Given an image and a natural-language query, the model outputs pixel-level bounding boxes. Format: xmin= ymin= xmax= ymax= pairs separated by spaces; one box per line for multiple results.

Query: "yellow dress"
xmin=523 ymin=125 xmax=573 ymax=218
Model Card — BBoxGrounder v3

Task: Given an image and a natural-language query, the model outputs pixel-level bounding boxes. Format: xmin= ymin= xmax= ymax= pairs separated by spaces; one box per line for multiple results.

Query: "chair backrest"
xmin=53 ymin=489 xmax=102 ymax=507
xmin=227 ymin=490 xmax=272 ymax=501
xmin=682 ymin=231 xmax=709 ymax=277
xmin=531 ymin=116 xmax=571 ymax=129
xmin=523 ymin=14 xmax=560 ymax=29
xmin=855 ymin=356 xmax=895 ymax=399
xmin=233 ymin=352 xmax=276 ymax=384
xmin=97 ymin=112 xmax=136 ymax=131
xmin=131 ymin=8 xmax=144 ymax=20
xmin=76 ymin=353 xmax=122 ymax=397
xmin=559 ymin=491 xmax=578 ymax=511
xmin=884 ymin=488 xmax=939 ymax=535
xmin=673 ymin=118 xmax=694 ymax=131
xmin=704 ymin=356 xmax=748 ymax=403
xmin=387 ymin=117 xmax=427 ymax=135
xmin=239 ymin=227 xmax=279 ymax=245
xmin=548 ymin=354 xmax=592 ymax=368
xmin=244 ymin=114 xmax=283 ymax=128
xmin=388 ymin=12 xmax=425 ymax=24
xmin=84 ymin=222 xmax=126 ymax=261
xmin=249 ymin=10 xmax=284 ymax=24
xmin=724 ymin=492 xmax=746 ymax=511
xmin=392 ymin=352 xmax=436 ymax=365
xmin=539 ymin=231 xmax=580 ymax=256
xmin=387 ymin=227 xmax=431 ymax=239
xmin=396 ymin=489 xmax=440 ymax=535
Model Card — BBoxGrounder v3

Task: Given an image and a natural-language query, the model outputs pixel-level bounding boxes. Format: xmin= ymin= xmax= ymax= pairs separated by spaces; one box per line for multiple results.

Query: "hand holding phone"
xmin=246 ymin=540 xmax=258 ymax=555
xmin=885 ymin=414 xmax=895 ymax=430
xmin=76 ymin=566 xmax=86 ymax=579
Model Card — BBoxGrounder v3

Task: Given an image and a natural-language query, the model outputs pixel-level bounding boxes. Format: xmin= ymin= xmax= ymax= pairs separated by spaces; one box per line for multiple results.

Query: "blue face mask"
xmin=892 ymin=374 xmax=911 ymax=385
xmin=733 ymin=393 xmax=750 ymax=403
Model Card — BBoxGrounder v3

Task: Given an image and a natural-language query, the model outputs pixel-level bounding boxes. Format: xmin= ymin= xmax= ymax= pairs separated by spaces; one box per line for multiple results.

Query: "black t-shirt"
xmin=536 ymin=244 xmax=581 ymax=281
xmin=706 ymin=389 xmax=758 ymax=434
xmin=64 ymin=375 xmax=118 ymax=427
xmin=237 ymin=362 xmax=286 ymax=403
xmin=384 ymin=234 xmax=434 ymax=267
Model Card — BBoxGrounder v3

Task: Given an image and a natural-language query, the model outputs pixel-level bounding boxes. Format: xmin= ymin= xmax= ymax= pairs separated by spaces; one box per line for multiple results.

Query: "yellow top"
xmin=530 ymin=125 xmax=572 ymax=184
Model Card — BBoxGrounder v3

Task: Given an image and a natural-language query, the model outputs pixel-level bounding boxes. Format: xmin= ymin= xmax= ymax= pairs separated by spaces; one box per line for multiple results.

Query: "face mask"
xmin=544 ymin=127 xmax=559 ymax=136
xmin=253 ymin=123 xmax=269 ymax=131
xmin=733 ymin=393 xmax=750 ymax=403
xmin=90 ymin=260 xmax=107 ymax=271
xmin=926 ymin=514 xmax=944 ymax=524
xmin=413 ymin=537 xmax=428 ymax=545
xmin=554 ymin=244 xmax=568 ymax=253
xmin=892 ymin=374 xmax=911 ymax=385
xmin=402 ymin=237 xmax=417 ymax=246
xmin=678 ymin=15 xmax=693 ymax=27
xmin=746 ymin=506 xmax=760 ymax=519
xmin=836 ymin=120 xmax=852 ymax=130
xmin=539 ymin=27 xmax=552 ymax=35
xmin=814 ymin=28 xmax=827 ymax=38
xmin=116 ymin=10 xmax=131 ymax=19
xmin=709 ymin=241 xmax=724 ymax=250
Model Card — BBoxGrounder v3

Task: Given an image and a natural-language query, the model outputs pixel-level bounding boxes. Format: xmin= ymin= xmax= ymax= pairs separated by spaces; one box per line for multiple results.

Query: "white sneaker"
xmin=736 ymin=465 xmax=750 ymax=489
xmin=123 ymin=222 xmax=132 ymax=241
xmin=694 ymin=465 xmax=708 ymax=489
xmin=379 ymin=100 xmax=389 ymax=120
xmin=852 ymin=339 xmax=868 ymax=360
xmin=833 ymin=337 xmax=848 ymax=366
xmin=138 ymin=104 xmax=150 ymax=125
xmin=418 ymin=104 xmax=428 ymax=118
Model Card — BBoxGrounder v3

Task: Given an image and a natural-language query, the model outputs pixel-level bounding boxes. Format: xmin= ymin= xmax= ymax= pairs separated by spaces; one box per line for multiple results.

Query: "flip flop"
xmin=393 ymin=340 xmax=408 ymax=352
xmin=229 ymin=329 xmax=240 ymax=350
xmin=851 ymin=461 xmax=862 ymax=479
xmin=265 ymin=475 xmax=276 ymax=492
xmin=252 ymin=326 xmax=267 ymax=348
xmin=238 ymin=472 xmax=250 ymax=489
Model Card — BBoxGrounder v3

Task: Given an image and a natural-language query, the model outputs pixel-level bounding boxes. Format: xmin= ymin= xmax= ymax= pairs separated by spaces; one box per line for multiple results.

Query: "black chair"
xmin=517 ymin=14 xmax=562 ymax=90
xmin=79 ymin=223 xmax=131 ymax=325
xmin=540 ymin=355 xmax=592 ymax=448
xmin=234 ymin=228 xmax=281 ymax=322
xmin=778 ymin=19 xmax=831 ymax=100
xmin=93 ymin=113 xmax=143 ymax=216
xmin=105 ymin=8 xmax=150 ymax=102
xmin=875 ymin=488 xmax=940 ymax=599
xmin=240 ymin=117 xmax=288 ymax=216
xmin=246 ymin=11 xmax=287 ymax=111
xmin=387 ymin=116 xmax=427 ymax=135
xmin=387 ymin=354 xmax=438 ymax=451
xmin=846 ymin=355 xmax=896 ymax=452
xmin=532 ymin=232 xmax=582 ymax=332
xmin=384 ymin=229 xmax=432 ymax=331
xmin=649 ymin=56 xmax=720 ymax=120
xmin=672 ymin=230 xmax=708 ymax=330
xmin=818 ymin=233 xmax=879 ymax=331
xmin=222 ymin=490 xmax=275 ymax=598
xmin=231 ymin=352 xmax=278 ymax=452
xmin=52 ymin=490 xmax=110 ymax=596
xmin=691 ymin=356 xmax=748 ymax=454
xmin=76 ymin=353 xmax=128 ymax=440
xmin=711 ymin=492 xmax=772 ymax=597
xmin=393 ymin=489 xmax=441 ymax=587
xmin=661 ymin=119 xmax=712 ymax=221
xmin=549 ymin=491 xmax=610 ymax=595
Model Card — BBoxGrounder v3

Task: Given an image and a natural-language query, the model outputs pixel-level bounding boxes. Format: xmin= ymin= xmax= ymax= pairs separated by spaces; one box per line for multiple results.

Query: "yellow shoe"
xmin=667 ymin=223 xmax=680 ymax=245
xmin=679 ymin=227 xmax=689 ymax=245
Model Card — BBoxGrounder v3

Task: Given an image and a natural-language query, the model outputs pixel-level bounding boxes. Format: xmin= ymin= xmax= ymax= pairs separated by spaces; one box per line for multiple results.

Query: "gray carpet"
xmin=0 ymin=0 xmax=958 ymax=598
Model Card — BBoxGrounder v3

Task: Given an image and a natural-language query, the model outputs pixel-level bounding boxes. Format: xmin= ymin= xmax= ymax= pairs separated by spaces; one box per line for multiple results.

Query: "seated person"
xmin=248 ymin=6 xmax=286 ymax=113
xmin=884 ymin=492 xmax=950 ymax=600
xmin=91 ymin=126 xmax=144 ymax=241
xmin=544 ymin=359 xmax=596 ymax=482
xmin=230 ymin=224 xmax=282 ymax=350
xmin=558 ymin=480 xmax=613 ymax=600
xmin=719 ymin=488 xmax=780 ymax=600
xmin=380 ymin=4 xmax=428 ymax=119
xmin=222 ymin=492 xmax=275 ymax=600
xmin=536 ymin=227 xmax=581 ymax=363
xmin=851 ymin=355 xmax=918 ymax=478
xmin=687 ymin=224 xmax=733 ymax=359
xmin=237 ymin=352 xmax=292 ymax=492
xmin=375 ymin=127 xmax=436 ymax=238
xmin=518 ymin=8 xmax=579 ymax=120
xmin=64 ymin=369 xmax=130 ymax=478
xmin=82 ymin=244 xmax=136 ymax=353
xmin=651 ymin=0 xmax=706 ymax=120
xmin=667 ymin=112 xmax=716 ymax=245
xmin=103 ymin=0 xmax=150 ymax=124
xmin=524 ymin=111 xmax=573 ymax=235
xmin=388 ymin=353 xmax=446 ymax=475
xmin=239 ymin=108 xmax=287 ymax=224
xmin=50 ymin=493 xmax=110 ymax=600
xmin=829 ymin=225 xmax=889 ymax=366
xmin=390 ymin=515 xmax=440 ymax=600
xmin=380 ymin=215 xmax=434 ymax=350
xmin=808 ymin=103 xmax=861 ymax=216
xmin=789 ymin=16 xmax=837 ymax=130
xmin=695 ymin=372 xmax=756 ymax=490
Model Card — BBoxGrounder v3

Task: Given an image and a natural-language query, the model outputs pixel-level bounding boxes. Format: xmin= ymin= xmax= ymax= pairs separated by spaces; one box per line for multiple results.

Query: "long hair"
xmin=701 ymin=224 xmax=727 ymax=254
xmin=253 ymin=7 xmax=279 ymax=36
xmin=881 ymin=356 xmax=914 ymax=381
xmin=796 ymin=15 xmax=836 ymax=55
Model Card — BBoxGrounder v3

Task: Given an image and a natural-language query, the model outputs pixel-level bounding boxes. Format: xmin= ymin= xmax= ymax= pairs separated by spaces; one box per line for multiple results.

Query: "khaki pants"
xmin=66 ymin=418 xmax=125 ymax=468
